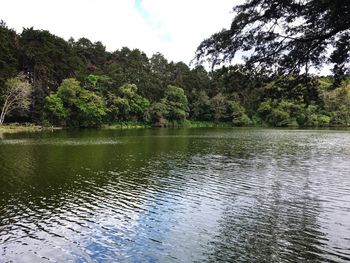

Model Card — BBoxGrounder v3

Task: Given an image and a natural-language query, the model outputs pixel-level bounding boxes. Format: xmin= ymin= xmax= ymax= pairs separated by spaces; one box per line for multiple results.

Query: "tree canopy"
xmin=196 ymin=0 xmax=350 ymax=78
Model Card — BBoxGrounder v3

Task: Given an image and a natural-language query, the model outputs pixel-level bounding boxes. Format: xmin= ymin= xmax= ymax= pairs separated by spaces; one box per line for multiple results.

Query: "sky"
xmin=0 ymin=0 xmax=242 ymax=65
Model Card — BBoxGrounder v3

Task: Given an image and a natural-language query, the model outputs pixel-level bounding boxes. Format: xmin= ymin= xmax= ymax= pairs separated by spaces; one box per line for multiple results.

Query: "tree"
xmin=76 ymin=90 xmax=107 ymax=127
xmin=109 ymin=48 xmax=153 ymax=99
xmin=45 ymin=78 xmax=106 ymax=127
xmin=163 ymin=85 xmax=189 ymax=122
xmin=72 ymin=38 xmax=108 ymax=75
xmin=227 ymin=101 xmax=251 ymax=126
xmin=196 ymin=0 xmax=350 ymax=77
xmin=19 ymin=28 xmax=79 ymax=121
xmin=84 ymin=74 xmax=112 ymax=95
xmin=0 ymin=21 xmax=19 ymax=88
xmin=210 ymin=93 xmax=229 ymax=123
xmin=146 ymin=85 xmax=189 ymax=126
xmin=0 ymin=74 xmax=32 ymax=124
xmin=107 ymin=84 xmax=150 ymax=122
xmin=149 ymin=52 xmax=171 ymax=101
xmin=323 ymin=79 xmax=350 ymax=125
xmin=44 ymin=94 xmax=68 ymax=125
xmin=191 ymin=90 xmax=211 ymax=120
xmin=146 ymin=102 xmax=168 ymax=127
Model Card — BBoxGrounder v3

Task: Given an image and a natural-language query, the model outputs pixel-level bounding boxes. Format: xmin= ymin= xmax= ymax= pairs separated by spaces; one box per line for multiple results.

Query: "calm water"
xmin=0 ymin=128 xmax=350 ymax=262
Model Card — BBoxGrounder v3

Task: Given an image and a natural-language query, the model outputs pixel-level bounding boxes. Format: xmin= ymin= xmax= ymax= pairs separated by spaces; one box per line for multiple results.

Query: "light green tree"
xmin=163 ymin=85 xmax=189 ymax=122
xmin=107 ymin=84 xmax=150 ymax=122
xmin=45 ymin=78 xmax=107 ymax=127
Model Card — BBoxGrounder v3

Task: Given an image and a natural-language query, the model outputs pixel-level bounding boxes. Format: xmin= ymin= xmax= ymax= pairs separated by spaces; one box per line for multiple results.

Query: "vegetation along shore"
xmin=1 ymin=12 xmax=350 ymax=129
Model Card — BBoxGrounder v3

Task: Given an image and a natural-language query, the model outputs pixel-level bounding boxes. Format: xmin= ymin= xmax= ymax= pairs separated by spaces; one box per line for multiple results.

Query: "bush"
xmin=330 ymin=106 xmax=350 ymax=126
xmin=228 ymin=100 xmax=251 ymax=126
xmin=317 ymin=115 xmax=331 ymax=126
xmin=258 ymin=99 xmax=300 ymax=127
xmin=323 ymin=81 xmax=350 ymax=126
xmin=270 ymin=108 xmax=291 ymax=127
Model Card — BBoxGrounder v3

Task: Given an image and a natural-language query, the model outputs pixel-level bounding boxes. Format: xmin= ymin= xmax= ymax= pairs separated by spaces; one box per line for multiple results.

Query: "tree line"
xmin=1 ymin=15 xmax=350 ymax=128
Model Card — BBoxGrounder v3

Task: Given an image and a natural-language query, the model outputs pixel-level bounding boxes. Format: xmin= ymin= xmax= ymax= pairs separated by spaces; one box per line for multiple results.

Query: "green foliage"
xmin=257 ymin=98 xmax=333 ymax=127
xmin=228 ymin=101 xmax=251 ymax=126
xmin=323 ymin=80 xmax=350 ymax=111
xmin=107 ymin=84 xmax=150 ymax=122
xmin=270 ymin=108 xmax=291 ymax=127
xmin=318 ymin=115 xmax=331 ymax=127
xmin=20 ymin=28 xmax=80 ymax=121
xmin=318 ymin=77 xmax=333 ymax=91
xmin=329 ymin=106 xmax=350 ymax=126
xmin=196 ymin=0 xmax=350 ymax=79
xmin=323 ymin=80 xmax=350 ymax=126
xmin=258 ymin=100 xmax=301 ymax=127
xmin=45 ymin=95 xmax=68 ymax=125
xmin=76 ymin=90 xmax=107 ymax=127
xmin=163 ymin=85 xmax=189 ymax=122
xmin=56 ymin=78 xmax=81 ymax=106
xmin=0 ymin=21 xmax=18 ymax=87
xmin=208 ymin=93 xmax=251 ymax=125
xmin=257 ymin=100 xmax=272 ymax=120
xmin=107 ymin=94 xmax=130 ymax=121
xmin=145 ymin=85 xmax=189 ymax=126
xmin=45 ymin=78 xmax=106 ymax=127
xmin=191 ymin=90 xmax=211 ymax=121
xmin=146 ymin=102 xmax=168 ymax=127
xmin=2 ymin=18 xmax=350 ymax=128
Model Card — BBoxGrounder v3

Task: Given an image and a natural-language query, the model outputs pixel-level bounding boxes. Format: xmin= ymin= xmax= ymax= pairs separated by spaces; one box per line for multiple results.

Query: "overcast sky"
xmin=0 ymin=0 xmax=242 ymax=64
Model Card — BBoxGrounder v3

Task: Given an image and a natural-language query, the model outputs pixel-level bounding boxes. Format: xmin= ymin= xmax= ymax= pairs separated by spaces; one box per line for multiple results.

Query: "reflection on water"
xmin=0 ymin=128 xmax=350 ymax=262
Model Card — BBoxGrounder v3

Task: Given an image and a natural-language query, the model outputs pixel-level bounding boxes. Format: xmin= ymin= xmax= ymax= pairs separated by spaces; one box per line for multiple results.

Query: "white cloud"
xmin=139 ymin=0 xmax=237 ymax=63
xmin=0 ymin=0 xmax=241 ymax=64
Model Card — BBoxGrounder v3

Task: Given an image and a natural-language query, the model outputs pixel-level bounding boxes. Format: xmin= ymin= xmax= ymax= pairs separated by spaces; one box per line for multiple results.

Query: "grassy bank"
xmin=1 ymin=121 xmax=234 ymax=134
xmin=103 ymin=121 xmax=237 ymax=129
xmin=102 ymin=122 xmax=152 ymax=129
xmin=2 ymin=121 xmax=348 ymax=135
xmin=0 ymin=123 xmax=61 ymax=134
xmin=184 ymin=121 xmax=236 ymax=128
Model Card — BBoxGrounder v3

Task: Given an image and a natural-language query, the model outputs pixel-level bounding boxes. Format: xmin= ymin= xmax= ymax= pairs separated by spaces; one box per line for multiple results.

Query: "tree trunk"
xmin=0 ymin=99 xmax=9 ymax=125
xmin=0 ymin=108 xmax=5 ymax=125
xmin=0 ymin=112 xmax=4 ymax=125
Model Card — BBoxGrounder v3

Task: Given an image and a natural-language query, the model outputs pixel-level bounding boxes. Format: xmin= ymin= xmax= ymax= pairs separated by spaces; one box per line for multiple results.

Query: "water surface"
xmin=0 ymin=128 xmax=350 ymax=262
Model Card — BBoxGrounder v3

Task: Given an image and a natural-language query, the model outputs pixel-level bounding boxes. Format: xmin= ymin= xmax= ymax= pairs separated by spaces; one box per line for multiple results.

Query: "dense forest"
xmin=1 ymin=0 xmax=350 ymax=128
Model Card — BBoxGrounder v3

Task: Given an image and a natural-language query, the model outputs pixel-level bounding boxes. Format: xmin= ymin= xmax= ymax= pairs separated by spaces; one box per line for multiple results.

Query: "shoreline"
xmin=1 ymin=122 xmax=350 ymax=135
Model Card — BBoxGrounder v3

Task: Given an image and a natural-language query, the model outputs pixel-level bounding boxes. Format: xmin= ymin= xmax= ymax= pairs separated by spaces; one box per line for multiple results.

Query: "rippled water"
xmin=0 ymin=128 xmax=350 ymax=262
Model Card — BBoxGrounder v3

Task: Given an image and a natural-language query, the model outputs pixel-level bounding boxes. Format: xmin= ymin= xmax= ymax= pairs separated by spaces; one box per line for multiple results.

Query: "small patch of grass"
xmin=102 ymin=122 xmax=151 ymax=129
xmin=0 ymin=123 xmax=61 ymax=134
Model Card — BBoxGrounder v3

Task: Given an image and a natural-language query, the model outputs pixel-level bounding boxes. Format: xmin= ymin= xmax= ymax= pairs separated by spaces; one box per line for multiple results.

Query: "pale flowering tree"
xmin=0 ymin=74 xmax=32 ymax=125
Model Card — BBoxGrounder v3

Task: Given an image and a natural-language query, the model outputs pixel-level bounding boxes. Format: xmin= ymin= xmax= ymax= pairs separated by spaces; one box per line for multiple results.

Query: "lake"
xmin=0 ymin=128 xmax=349 ymax=262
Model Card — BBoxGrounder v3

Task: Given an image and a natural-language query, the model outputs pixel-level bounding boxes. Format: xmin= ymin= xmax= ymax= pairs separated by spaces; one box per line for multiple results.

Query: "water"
xmin=0 ymin=128 xmax=350 ymax=262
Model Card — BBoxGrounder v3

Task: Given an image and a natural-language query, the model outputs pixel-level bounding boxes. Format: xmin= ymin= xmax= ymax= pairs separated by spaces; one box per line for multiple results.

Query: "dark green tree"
xmin=147 ymin=85 xmax=189 ymax=126
xmin=19 ymin=28 xmax=78 ymax=121
xmin=71 ymin=38 xmax=108 ymax=76
xmin=109 ymin=48 xmax=153 ymax=99
xmin=149 ymin=52 xmax=171 ymax=101
xmin=0 ymin=21 xmax=19 ymax=89
xmin=191 ymin=90 xmax=211 ymax=120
